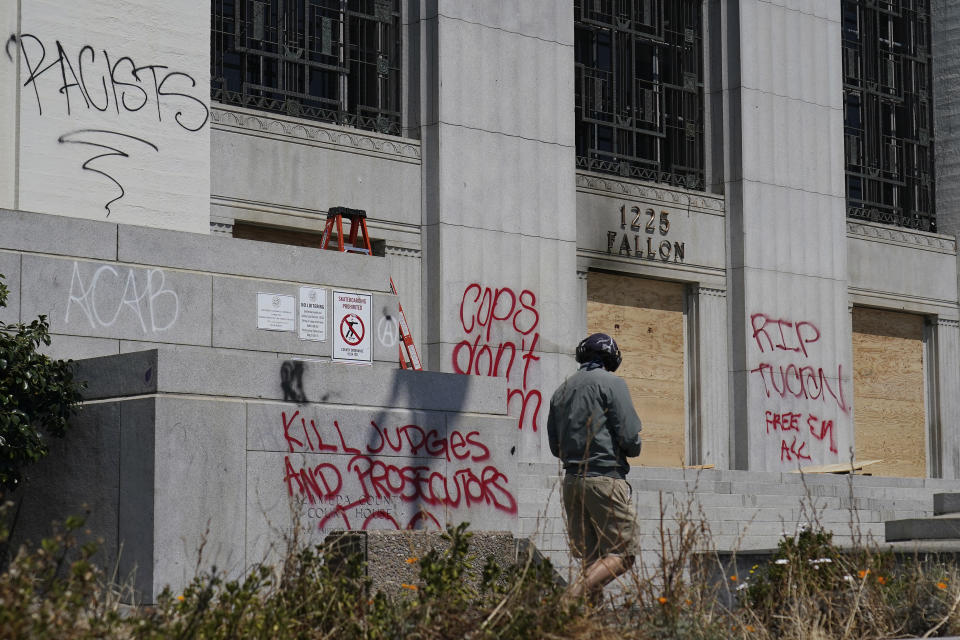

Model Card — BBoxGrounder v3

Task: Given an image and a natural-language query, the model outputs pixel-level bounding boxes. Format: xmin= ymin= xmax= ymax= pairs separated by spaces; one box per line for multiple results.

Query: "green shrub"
xmin=0 ymin=274 xmax=83 ymax=494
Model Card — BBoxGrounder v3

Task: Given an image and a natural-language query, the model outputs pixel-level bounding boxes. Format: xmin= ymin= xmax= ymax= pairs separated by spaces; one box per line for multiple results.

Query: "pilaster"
xmin=716 ymin=0 xmax=852 ymax=470
xmin=689 ymin=285 xmax=730 ymax=468
xmin=420 ymin=0 xmax=578 ymax=462
xmin=929 ymin=316 xmax=960 ymax=479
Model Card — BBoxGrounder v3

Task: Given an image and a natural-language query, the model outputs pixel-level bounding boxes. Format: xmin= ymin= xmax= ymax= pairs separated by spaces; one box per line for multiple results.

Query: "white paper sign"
xmin=332 ymin=290 xmax=372 ymax=364
xmin=257 ymin=293 xmax=296 ymax=331
xmin=298 ymin=287 xmax=327 ymax=341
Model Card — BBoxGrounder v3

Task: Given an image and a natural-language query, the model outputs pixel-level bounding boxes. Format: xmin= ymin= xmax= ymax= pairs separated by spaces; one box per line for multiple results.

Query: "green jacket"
xmin=547 ymin=367 xmax=643 ymax=479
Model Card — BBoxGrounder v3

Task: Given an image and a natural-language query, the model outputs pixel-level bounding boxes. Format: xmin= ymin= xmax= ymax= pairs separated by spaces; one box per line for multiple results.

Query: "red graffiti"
xmin=458 ymin=284 xmax=539 ymax=340
xmin=281 ymin=410 xmax=489 ymax=461
xmin=289 ymin=457 xmax=516 ymax=531
xmin=765 ymin=411 xmax=802 ymax=433
xmin=278 ymin=411 xmax=517 ymax=533
xmin=750 ymin=313 xmax=821 ymax=358
xmin=780 ymin=436 xmax=812 ymax=463
xmin=807 ymin=413 xmax=838 ymax=454
xmin=750 ymin=362 xmax=850 ymax=415
xmin=751 ymin=311 xmax=847 ymax=467
xmin=454 ymin=284 xmax=542 ymax=431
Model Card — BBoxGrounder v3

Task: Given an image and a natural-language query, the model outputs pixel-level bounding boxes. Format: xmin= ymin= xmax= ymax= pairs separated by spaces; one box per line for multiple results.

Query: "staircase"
xmin=886 ymin=493 xmax=960 ymax=542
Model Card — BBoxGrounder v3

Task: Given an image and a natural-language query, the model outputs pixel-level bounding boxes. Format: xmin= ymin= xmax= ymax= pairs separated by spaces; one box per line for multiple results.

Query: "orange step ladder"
xmin=390 ymin=278 xmax=422 ymax=371
xmin=321 ymin=206 xmax=372 ymax=255
xmin=320 ymin=205 xmax=421 ymax=370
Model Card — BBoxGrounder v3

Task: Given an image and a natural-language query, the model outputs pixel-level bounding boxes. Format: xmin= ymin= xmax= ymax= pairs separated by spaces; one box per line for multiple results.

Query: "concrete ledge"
xmin=76 ymin=347 xmax=508 ymax=414
xmin=76 ymin=350 xmax=159 ymax=399
xmin=0 ymin=209 xmax=117 ymax=260
xmin=935 ymin=493 xmax=960 ymax=515
xmin=118 ymin=224 xmax=392 ymax=291
xmin=886 ymin=515 xmax=960 ymax=542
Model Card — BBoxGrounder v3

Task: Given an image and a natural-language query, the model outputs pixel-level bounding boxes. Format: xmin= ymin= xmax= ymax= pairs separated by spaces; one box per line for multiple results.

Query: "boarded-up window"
xmin=233 ymin=222 xmax=385 ymax=255
xmin=586 ymin=272 xmax=685 ymax=467
xmin=852 ymin=308 xmax=926 ymax=477
xmin=233 ymin=222 xmax=324 ymax=248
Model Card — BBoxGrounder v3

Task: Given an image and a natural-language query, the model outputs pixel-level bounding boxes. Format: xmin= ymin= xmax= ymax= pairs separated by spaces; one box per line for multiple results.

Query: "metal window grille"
xmin=211 ymin=0 xmax=402 ymax=136
xmin=842 ymin=0 xmax=935 ymax=231
xmin=574 ymin=0 xmax=705 ymax=191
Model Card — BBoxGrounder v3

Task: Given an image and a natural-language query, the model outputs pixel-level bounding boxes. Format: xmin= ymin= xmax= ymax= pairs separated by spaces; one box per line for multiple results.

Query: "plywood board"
xmin=233 ymin=222 xmax=324 ymax=248
xmin=789 ymin=460 xmax=882 ymax=474
xmin=587 ymin=272 xmax=685 ymax=467
xmin=852 ymin=308 xmax=925 ymax=478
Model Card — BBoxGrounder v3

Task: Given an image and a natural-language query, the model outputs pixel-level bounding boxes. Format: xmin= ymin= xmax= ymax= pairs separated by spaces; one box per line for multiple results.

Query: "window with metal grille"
xmin=842 ymin=0 xmax=935 ymax=231
xmin=211 ymin=0 xmax=402 ymax=136
xmin=574 ymin=0 xmax=705 ymax=191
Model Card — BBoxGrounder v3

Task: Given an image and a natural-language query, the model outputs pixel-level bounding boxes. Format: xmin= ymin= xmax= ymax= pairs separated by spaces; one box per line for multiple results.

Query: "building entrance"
xmin=852 ymin=308 xmax=926 ymax=477
xmin=586 ymin=271 xmax=686 ymax=467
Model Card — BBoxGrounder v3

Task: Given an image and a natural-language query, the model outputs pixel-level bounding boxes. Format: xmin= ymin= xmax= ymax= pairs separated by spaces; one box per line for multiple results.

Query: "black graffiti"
xmin=5 ymin=33 xmax=208 ymax=132
xmin=281 ymin=361 xmax=308 ymax=404
xmin=57 ymin=129 xmax=158 ymax=216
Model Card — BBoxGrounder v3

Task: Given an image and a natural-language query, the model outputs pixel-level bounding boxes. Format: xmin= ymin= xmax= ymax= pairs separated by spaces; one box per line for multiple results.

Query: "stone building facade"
xmin=3 ymin=0 xmax=960 ymax=595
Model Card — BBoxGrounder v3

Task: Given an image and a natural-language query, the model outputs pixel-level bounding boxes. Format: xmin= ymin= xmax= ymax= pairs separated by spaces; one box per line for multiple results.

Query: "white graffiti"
xmin=377 ymin=316 xmax=398 ymax=348
xmin=65 ymin=262 xmax=179 ymax=333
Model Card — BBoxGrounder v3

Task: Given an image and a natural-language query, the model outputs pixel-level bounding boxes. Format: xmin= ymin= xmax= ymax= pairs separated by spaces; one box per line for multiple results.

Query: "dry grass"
xmin=3 ymin=486 xmax=960 ymax=639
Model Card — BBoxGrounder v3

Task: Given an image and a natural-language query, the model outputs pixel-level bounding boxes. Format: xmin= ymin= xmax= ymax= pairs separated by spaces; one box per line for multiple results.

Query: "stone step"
xmin=886 ymin=514 xmax=960 ymax=542
xmin=934 ymin=493 xmax=960 ymax=516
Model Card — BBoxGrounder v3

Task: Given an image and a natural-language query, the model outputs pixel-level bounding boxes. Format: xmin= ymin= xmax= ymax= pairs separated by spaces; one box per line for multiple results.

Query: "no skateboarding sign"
xmin=332 ymin=290 xmax=372 ymax=364
xmin=340 ymin=313 xmax=365 ymax=345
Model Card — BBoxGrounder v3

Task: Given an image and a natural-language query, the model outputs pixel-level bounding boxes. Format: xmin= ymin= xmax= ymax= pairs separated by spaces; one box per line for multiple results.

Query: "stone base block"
xmin=323 ymin=529 xmax=563 ymax=595
xmin=886 ymin=515 xmax=960 ymax=542
xmin=934 ymin=493 xmax=960 ymax=516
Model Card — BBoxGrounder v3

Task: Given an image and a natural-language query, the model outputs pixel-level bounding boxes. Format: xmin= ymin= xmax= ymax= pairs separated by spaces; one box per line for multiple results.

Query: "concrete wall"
xmin=13 ymin=349 xmax=518 ymax=601
xmin=13 ymin=346 xmax=949 ymax=602
xmin=2 ymin=0 xmax=210 ymax=232
xmin=0 ymin=208 xmax=401 ymax=364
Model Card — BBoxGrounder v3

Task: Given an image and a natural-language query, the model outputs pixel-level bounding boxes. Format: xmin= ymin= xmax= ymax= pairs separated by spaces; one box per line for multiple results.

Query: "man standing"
xmin=547 ymin=333 xmax=642 ymax=602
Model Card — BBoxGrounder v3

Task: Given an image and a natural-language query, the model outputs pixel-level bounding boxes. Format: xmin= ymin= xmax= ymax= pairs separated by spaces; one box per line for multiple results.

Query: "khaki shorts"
xmin=562 ymin=474 xmax=639 ymax=563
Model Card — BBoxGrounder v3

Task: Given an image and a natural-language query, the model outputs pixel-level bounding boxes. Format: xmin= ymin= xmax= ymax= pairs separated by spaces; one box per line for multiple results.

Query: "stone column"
xmin=419 ymin=1 xmax=578 ymax=461
xmin=932 ymin=1 xmax=960 ymax=480
xmin=710 ymin=1 xmax=852 ymax=470
xmin=688 ymin=285 xmax=730 ymax=468
xmin=928 ymin=317 xmax=960 ymax=479
xmin=932 ymin=0 xmax=960 ymax=239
